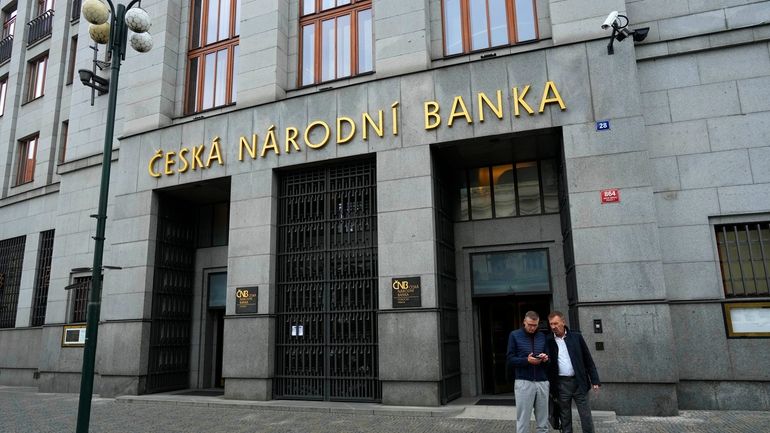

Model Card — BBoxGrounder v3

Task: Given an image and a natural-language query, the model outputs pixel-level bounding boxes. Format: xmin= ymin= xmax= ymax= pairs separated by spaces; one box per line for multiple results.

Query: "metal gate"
xmin=146 ymin=199 xmax=197 ymax=393
xmin=274 ymin=158 xmax=380 ymax=401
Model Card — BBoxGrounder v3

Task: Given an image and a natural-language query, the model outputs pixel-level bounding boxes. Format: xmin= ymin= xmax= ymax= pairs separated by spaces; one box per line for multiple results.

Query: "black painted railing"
xmin=27 ymin=9 xmax=54 ymax=46
xmin=0 ymin=35 xmax=12 ymax=64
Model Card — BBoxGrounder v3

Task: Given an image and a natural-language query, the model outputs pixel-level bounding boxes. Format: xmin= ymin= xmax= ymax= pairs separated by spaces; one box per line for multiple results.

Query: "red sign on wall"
xmin=600 ymin=189 xmax=620 ymax=204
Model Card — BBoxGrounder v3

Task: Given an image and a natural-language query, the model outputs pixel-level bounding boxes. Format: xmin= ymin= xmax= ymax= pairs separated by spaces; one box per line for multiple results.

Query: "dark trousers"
xmin=557 ymin=376 xmax=595 ymax=433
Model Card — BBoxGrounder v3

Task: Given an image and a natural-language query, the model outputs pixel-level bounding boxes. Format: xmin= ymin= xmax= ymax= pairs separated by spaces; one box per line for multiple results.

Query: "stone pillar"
xmin=121 ymin=0 xmax=182 ymax=133
xmin=553 ymin=39 xmax=678 ymax=415
xmin=549 ymin=0 xmax=626 ymax=45
xmin=236 ymin=0 xmax=289 ymax=105
xmin=376 ymin=145 xmax=442 ymax=406
xmin=222 ymin=167 xmax=276 ymax=400
xmin=372 ymin=0 xmax=431 ymax=77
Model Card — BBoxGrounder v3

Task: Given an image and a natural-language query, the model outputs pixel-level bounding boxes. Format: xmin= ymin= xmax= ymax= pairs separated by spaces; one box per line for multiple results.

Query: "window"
xmin=471 ymin=249 xmax=551 ymax=296
xmin=27 ymin=54 xmax=48 ymax=101
xmin=15 ymin=134 xmax=38 ymax=185
xmin=299 ymin=0 xmax=373 ymax=86
xmin=442 ymin=0 xmax=537 ymax=56
xmin=185 ymin=0 xmax=240 ymax=114
xmin=31 ymin=230 xmax=54 ymax=326
xmin=69 ymin=275 xmax=91 ymax=323
xmin=716 ymin=222 xmax=770 ymax=298
xmin=59 ymin=120 xmax=68 ymax=163
xmin=0 ymin=235 xmax=26 ymax=329
xmin=66 ymin=36 xmax=77 ymax=85
xmin=2 ymin=5 xmax=16 ymax=37
xmin=456 ymin=159 xmax=558 ymax=221
xmin=36 ymin=0 xmax=54 ymax=16
xmin=0 ymin=76 xmax=7 ymax=116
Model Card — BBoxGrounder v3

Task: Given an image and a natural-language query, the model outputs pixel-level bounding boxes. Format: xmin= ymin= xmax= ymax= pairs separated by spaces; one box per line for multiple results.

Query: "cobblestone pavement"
xmin=2 ymin=386 xmax=769 ymax=433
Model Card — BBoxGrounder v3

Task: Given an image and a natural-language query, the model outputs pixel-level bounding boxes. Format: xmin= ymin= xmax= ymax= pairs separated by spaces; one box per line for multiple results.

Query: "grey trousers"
xmin=558 ymin=376 xmax=595 ymax=433
xmin=514 ymin=379 xmax=549 ymax=433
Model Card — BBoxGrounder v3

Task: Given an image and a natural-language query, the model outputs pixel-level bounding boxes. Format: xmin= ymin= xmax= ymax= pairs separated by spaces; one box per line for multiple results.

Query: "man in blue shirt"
xmin=506 ymin=311 xmax=550 ymax=433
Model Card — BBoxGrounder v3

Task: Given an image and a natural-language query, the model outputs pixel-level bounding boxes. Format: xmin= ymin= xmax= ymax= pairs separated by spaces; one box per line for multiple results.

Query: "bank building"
xmin=0 ymin=0 xmax=768 ymax=416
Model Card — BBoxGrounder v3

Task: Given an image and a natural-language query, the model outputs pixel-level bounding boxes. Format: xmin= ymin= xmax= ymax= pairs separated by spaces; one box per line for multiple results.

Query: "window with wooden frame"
xmin=36 ymin=0 xmax=54 ymax=16
xmin=299 ymin=0 xmax=373 ymax=87
xmin=26 ymin=54 xmax=47 ymax=101
xmin=2 ymin=5 xmax=16 ymax=38
xmin=0 ymin=75 xmax=7 ymax=116
xmin=442 ymin=0 xmax=537 ymax=56
xmin=15 ymin=134 xmax=38 ymax=186
xmin=185 ymin=0 xmax=241 ymax=114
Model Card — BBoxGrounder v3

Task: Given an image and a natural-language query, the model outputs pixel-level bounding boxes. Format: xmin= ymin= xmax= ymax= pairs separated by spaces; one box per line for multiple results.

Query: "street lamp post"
xmin=76 ymin=1 xmax=152 ymax=432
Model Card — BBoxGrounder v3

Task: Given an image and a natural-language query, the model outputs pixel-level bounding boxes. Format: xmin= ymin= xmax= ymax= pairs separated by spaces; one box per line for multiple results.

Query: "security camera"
xmin=601 ymin=11 xmax=619 ymax=30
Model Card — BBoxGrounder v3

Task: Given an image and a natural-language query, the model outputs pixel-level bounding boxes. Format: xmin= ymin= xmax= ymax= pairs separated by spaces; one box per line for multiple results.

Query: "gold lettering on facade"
xmin=336 ymin=117 xmax=356 ymax=144
xmin=178 ymin=148 xmax=190 ymax=173
xmin=478 ymin=90 xmax=503 ymax=122
xmin=191 ymin=145 xmax=205 ymax=170
xmin=285 ymin=127 xmax=301 ymax=152
xmin=447 ymin=96 xmax=472 ymax=126
xmin=260 ymin=126 xmax=279 ymax=157
xmin=539 ymin=80 xmax=566 ymax=113
xmin=206 ymin=137 xmax=224 ymax=167
xmin=362 ymin=111 xmax=384 ymax=140
xmin=304 ymin=120 xmax=331 ymax=149
xmin=164 ymin=151 xmax=176 ymax=175
xmin=391 ymin=102 xmax=399 ymax=136
xmin=512 ymin=85 xmax=534 ymax=116
xmin=148 ymin=150 xmax=162 ymax=177
xmin=146 ymin=84 xmax=566 ymax=177
xmin=239 ymin=134 xmax=257 ymax=161
xmin=424 ymin=101 xmax=440 ymax=130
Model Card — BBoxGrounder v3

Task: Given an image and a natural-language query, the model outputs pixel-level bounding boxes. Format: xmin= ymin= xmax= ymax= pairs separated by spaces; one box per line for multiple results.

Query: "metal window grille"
xmin=274 ymin=158 xmax=380 ymax=402
xmin=70 ymin=276 xmax=92 ymax=323
xmin=716 ymin=222 xmax=770 ymax=297
xmin=31 ymin=229 xmax=54 ymax=326
xmin=0 ymin=236 xmax=25 ymax=328
xmin=146 ymin=199 xmax=197 ymax=393
xmin=26 ymin=9 xmax=53 ymax=46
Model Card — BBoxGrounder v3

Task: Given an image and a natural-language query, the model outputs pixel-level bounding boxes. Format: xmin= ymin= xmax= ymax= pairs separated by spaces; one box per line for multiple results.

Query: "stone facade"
xmin=0 ymin=0 xmax=768 ymax=416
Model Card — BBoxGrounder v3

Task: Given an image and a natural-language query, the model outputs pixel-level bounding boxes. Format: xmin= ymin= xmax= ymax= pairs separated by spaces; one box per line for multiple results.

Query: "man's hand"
xmin=527 ymin=353 xmax=542 ymax=365
xmin=592 ymin=384 xmax=600 ymax=392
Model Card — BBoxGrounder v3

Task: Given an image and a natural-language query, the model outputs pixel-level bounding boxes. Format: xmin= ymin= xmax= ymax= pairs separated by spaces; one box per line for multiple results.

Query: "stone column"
xmin=236 ymin=0 xmax=289 ymax=105
xmin=376 ymin=145 xmax=442 ymax=406
xmin=222 ymin=167 xmax=276 ymax=400
xmin=551 ymin=38 xmax=678 ymax=415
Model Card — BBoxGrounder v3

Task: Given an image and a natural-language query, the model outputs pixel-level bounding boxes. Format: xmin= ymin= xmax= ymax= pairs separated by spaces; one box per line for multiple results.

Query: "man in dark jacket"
xmin=506 ymin=311 xmax=550 ymax=433
xmin=546 ymin=311 xmax=601 ymax=433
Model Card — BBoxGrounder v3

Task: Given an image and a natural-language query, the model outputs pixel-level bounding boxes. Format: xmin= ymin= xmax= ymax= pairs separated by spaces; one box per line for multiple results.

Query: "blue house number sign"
xmin=596 ymin=120 xmax=610 ymax=131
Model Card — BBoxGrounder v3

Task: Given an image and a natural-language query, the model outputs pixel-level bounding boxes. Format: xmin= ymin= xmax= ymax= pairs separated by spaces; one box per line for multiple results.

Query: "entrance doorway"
xmin=477 ymin=296 xmax=550 ymax=394
xmin=206 ymin=271 xmax=227 ymax=388
xmin=274 ymin=158 xmax=380 ymax=402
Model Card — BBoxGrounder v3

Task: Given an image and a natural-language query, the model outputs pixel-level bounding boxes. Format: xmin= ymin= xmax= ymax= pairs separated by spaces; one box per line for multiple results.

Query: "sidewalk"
xmin=3 ymin=385 xmax=770 ymax=432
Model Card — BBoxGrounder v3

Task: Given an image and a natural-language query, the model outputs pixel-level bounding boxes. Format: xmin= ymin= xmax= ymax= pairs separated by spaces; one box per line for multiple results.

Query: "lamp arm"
xmin=126 ymin=0 xmax=143 ymax=10
xmin=104 ymin=0 xmax=116 ymax=18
